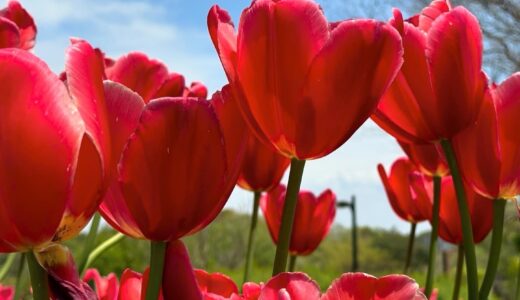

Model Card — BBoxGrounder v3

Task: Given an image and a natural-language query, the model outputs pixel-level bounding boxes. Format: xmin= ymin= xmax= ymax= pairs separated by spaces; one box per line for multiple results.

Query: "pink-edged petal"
xmin=425 ymin=7 xmax=485 ymax=138
xmin=0 ymin=17 xmax=20 ymax=48
xmin=0 ymin=49 xmax=83 ymax=250
xmin=236 ymin=0 xmax=329 ymax=158
xmin=118 ymin=269 xmax=143 ymax=300
xmin=106 ymin=52 xmax=168 ymax=103
xmin=417 ymin=0 xmax=452 ymax=32
xmin=118 ymin=98 xmax=227 ymax=241
xmin=154 ymin=73 xmax=185 ymax=98
xmin=299 ymin=19 xmax=403 ymax=159
xmin=494 ymin=73 xmax=520 ymax=198
xmin=259 ymin=272 xmax=320 ymax=300
xmin=208 ymin=5 xmax=238 ymax=82
xmin=321 ymin=273 xmax=426 ymax=300
xmin=163 ymin=240 xmax=203 ymax=300
xmin=0 ymin=1 xmax=36 ymax=50
xmin=98 ymin=81 xmax=145 ymax=238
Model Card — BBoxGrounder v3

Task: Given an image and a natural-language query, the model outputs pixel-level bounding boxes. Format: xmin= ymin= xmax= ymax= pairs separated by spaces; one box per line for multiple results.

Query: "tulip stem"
xmin=146 ymin=241 xmax=167 ymax=300
xmin=452 ymin=245 xmax=464 ymax=300
xmin=243 ymin=191 xmax=261 ymax=284
xmin=0 ymin=253 xmax=16 ymax=281
xmin=272 ymin=158 xmax=306 ymax=276
xmin=404 ymin=222 xmax=417 ymax=274
xmin=78 ymin=212 xmax=101 ymax=275
xmin=27 ymin=251 xmax=49 ymax=300
xmin=479 ymin=198 xmax=506 ymax=300
xmin=14 ymin=253 xmax=26 ymax=299
xmin=440 ymin=139 xmax=478 ymax=300
xmin=425 ymin=175 xmax=442 ymax=297
xmin=288 ymin=255 xmax=297 ymax=272
xmin=84 ymin=233 xmax=125 ymax=271
xmin=515 ymin=257 xmax=520 ymax=300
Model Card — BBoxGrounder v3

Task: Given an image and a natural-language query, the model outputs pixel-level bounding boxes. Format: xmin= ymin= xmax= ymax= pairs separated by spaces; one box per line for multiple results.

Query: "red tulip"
xmin=208 ymin=0 xmax=403 ymax=159
xmin=0 ymin=0 xmax=36 ymax=49
xmin=321 ymin=273 xmax=426 ymax=300
xmin=237 ymin=134 xmax=290 ymax=192
xmin=0 ymin=40 xmax=109 ymax=252
xmin=260 ymin=185 xmax=336 ymax=255
xmin=398 ymin=141 xmax=448 ymax=177
xmin=99 ymin=85 xmax=247 ymax=241
xmin=185 ymin=81 xmax=209 ymax=99
xmin=154 ymin=72 xmax=185 ymax=98
xmin=0 ymin=285 xmax=13 ymax=300
xmin=453 ymin=73 xmax=520 ymax=199
xmin=118 ymin=269 xmax=152 ymax=300
xmin=259 ymin=272 xmax=320 ymax=300
xmin=194 ymin=270 xmax=239 ymax=299
xmin=83 ymin=269 xmax=119 ymax=300
xmin=377 ymin=158 xmax=431 ymax=223
xmin=372 ymin=0 xmax=487 ymax=142
xmin=411 ymin=175 xmax=493 ymax=244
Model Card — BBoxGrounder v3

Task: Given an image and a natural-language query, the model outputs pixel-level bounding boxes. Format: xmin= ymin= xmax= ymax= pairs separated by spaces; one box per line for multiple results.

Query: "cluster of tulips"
xmin=0 ymin=0 xmax=518 ymax=299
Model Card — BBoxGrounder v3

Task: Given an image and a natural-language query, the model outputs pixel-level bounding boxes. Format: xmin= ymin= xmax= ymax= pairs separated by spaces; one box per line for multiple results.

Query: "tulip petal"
xmin=154 ymin=73 xmax=185 ymax=98
xmin=99 ymin=81 xmax=145 ymax=238
xmin=195 ymin=269 xmax=238 ymax=298
xmin=236 ymin=0 xmax=329 ymax=157
xmin=0 ymin=1 xmax=36 ymax=50
xmin=425 ymin=7 xmax=485 ymax=138
xmin=163 ymin=240 xmax=203 ymax=300
xmin=118 ymin=98 xmax=227 ymax=241
xmin=417 ymin=0 xmax=451 ymax=32
xmin=83 ymin=269 xmax=119 ymax=300
xmin=300 ymin=20 xmax=403 ymax=159
xmin=208 ymin=5 xmax=238 ymax=82
xmin=106 ymin=52 xmax=168 ymax=103
xmin=260 ymin=185 xmax=287 ymax=245
xmin=321 ymin=273 xmax=426 ymax=300
xmin=0 ymin=49 xmax=83 ymax=250
xmin=0 ymin=17 xmax=20 ymax=48
xmin=494 ymin=73 xmax=520 ymax=197
xmin=259 ymin=272 xmax=320 ymax=300
xmin=118 ymin=269 xmax=143 ymax=300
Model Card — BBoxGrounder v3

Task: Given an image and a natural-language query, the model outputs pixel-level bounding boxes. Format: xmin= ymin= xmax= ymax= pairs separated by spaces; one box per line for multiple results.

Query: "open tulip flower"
xmin=0 ymin=0 xmax=36 ymax=49
xmin=378 ymin=158 xmax=430 ymax=224
xmin=260 ymin=185 xmax=336 ymax=257
xmin=208 ymin=0 xmax=403 ymax=160
xmin=372 ymin=0 xmax=487 ymax=143
xmin=0 ymin=39 xmax=110 ymax=253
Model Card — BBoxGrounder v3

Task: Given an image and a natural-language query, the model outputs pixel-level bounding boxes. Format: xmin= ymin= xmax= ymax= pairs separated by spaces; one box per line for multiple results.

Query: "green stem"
xmin=288 ymin=255 xmax=297 ymax=272
xmin=515 ymin=257 xmax=520 ymax=300
xmin=145 ymin=241 xmax=167 ymax=300
xmin=0 ymin=253 xmax=16 ymax=281
xmin=404 ymin=222 xmax=417 ymax=274
xmin=243 ymin=191 xmax=261 ymax=284
xmin=78 ymin=212 xmax=101 ymax=275
xmin=452 ymin=245 xmax=464 ymax=300
xmin=440 ymin=139 xmax=478 ymax=300
xmin=425 ymin=175 xmax=442 ymax=297
xmin=479 ymin=198 xmax=507 ymax=300
xmin=351 ymin=196 xmax=358 ymax=272
xmin=272 ymin=158 xmax=306 ymax=276
xmin=14 ymin=253 xmax=26 ymax=299
xmin=26 ymin=251 xmax=49 ymax=300
xmin=83 ymin=233 xmax=125 ymax=271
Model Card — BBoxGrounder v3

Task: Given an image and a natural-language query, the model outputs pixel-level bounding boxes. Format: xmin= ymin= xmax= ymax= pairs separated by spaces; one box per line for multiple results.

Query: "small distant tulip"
xmin=0 ymin=285 xmax=13 ymax=300
xmin=261 ymin=185 xmax=336 ymax=255
xmin=83 ymin=269 xmax=119 ymax=300
xmin=0 ymin=0 xmax=36 ymax=49
xmin=209 ymin=0 xmax=403 ymax=159
xmin=372 ymin=0 xmax=487 ymax=142
xmin=453 ymin=73 xmax=520 ymax=199
xmin=378 ymin=158 xmax=431 ymax=223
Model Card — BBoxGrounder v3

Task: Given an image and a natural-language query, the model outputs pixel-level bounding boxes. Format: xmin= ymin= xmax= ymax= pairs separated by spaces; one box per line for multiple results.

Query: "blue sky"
xmin=19 ymin=0 xmax=427 ymax=233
